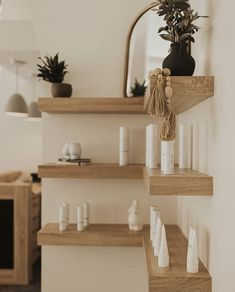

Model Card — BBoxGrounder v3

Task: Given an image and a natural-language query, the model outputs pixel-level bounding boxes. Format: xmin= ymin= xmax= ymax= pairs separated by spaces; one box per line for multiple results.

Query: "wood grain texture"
xmin=150 ymin=76 xmax=214 ymax=114
xmin=144 ymin=167 xmax=213 ymax=196
xmin=38 ymin=97 xmax=145 ymax=114
xmin=144 ymin=225 xmax=211 ymax=292
xmin=0 ymin=182 xmax=41 ymax=285
xmin=38 ymin=223 xmax=144 ymax=247
xmin=38 ymin=77 xmax=214 ymax=115
xmin=0 ymin=171 xmax=21 ymax=183
xmin=38 ymin=163 xmax=144 ymax=179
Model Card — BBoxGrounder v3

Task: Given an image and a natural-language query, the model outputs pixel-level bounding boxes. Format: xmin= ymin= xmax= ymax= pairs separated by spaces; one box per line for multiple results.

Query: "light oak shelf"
xmin=38 ymin=224 xmax=211 ymax=292
xmin=38 ymin=163 xmax=144 ymax=179
xmin=144 ymin=225 xmax=211 ymax=291
xmin=38 ymin=223 xmax=144 ymax=247
xmin=38 ymin=76 xmax=214 ymax=114
xmin=144 ymin=167 xmax=213 ymax=196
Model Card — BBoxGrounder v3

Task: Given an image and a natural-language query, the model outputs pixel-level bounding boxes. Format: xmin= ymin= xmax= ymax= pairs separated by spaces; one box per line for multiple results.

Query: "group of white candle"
xmin=150 ymin=206 xmax=169 ymax=267
xmin=59 ymin=202 xmax=90 ymax=232
xmin=146 ymin=123 xmax=191 ymax=174
xmin=119 ymin=126 xmax=129 ymax=166
xmin=150 ymin=206 xmax=199 ymax=272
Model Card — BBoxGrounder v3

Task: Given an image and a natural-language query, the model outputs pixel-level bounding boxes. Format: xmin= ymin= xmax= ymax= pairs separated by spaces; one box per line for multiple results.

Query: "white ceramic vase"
xmin=69 ymin=143 xmax=81 ymax=160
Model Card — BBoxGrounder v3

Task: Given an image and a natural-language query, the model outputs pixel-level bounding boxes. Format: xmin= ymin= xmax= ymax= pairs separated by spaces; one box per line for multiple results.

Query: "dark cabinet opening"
xmin=0 ymin=200 xmax=14 ymax=269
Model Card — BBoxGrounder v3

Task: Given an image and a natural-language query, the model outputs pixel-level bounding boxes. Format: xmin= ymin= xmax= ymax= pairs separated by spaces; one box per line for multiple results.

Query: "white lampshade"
xmin=5 ymin=93 xmax=28 ymax=117
xmin=26 ymin=101 xmax=41 ymax=121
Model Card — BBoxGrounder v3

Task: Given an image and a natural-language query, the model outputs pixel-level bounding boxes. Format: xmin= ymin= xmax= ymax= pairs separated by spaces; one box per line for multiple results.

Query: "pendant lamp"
xmin=26 ymin=74 xmax=41 ymax=121
xmin=5 ymin=60 xmax=28 ymax=117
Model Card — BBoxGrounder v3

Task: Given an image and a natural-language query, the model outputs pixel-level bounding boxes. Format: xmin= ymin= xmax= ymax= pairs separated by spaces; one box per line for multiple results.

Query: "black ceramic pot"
xmin=162 ymin=42 xmax=195 ymax=76
xmin=51 ymin=83 xmax=72 ymax=97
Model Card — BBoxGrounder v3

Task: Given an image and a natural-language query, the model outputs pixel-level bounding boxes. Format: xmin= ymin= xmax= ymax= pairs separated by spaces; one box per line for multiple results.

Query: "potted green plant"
xmin=37 ymin=53 xmax=72 ymax=97
xmin=156 ymin=0 xmax=206 ymax=76
xmin=131 ymin=79 xmax=147 ymax=97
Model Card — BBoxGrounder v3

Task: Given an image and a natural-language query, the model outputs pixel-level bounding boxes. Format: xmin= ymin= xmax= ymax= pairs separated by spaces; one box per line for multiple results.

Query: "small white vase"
xmin=62 ymin=142 xmax=71 ymax=160
xmin=69 ymin=143 xmax=81 ymax=159
xmin=128 ymin=200 xmax=143 ymax=231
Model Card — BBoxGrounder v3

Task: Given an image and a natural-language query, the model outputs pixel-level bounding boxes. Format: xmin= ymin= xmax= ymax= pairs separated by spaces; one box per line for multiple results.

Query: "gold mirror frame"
xmin=123 ymin=2 xmax=192 ymax=97
xmin=123 ymin=2 xmax=158 ymax=97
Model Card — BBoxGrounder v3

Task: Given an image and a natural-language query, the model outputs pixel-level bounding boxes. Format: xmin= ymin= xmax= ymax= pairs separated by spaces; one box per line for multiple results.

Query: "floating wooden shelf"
xmin=144 ymin=167 xmax=213 ymax=196
xmin=38 ymin=224 xmax=211 ymax=292
xmin=38 ymin=97 xmax=145 ymax=114
xmin=38 ymin=223 xmax=144 ymax=247
xmin=38 ymin=163 xmax=144 ymax=179
xmin=144 ymin=225 xmax=211 ymax=291
xmin=38 ymin=76 xmax=214 ymax=115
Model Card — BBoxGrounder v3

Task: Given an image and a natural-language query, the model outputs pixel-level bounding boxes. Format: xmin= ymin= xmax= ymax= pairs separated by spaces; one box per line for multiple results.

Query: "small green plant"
xmin=37 ymin=53 xmax=68 ymax=83
xmin=131 ymin=79 xmax=147 ymax=97
xmin=156 ymin=0 xmax=207 ymax=44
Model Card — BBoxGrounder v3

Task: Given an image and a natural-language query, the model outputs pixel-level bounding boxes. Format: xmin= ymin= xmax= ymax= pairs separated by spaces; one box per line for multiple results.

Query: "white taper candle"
xmin=164 ymin=141 xmax=174 ymax=174
xmin=77 ymin=205 xmax=84 ymax=231
xmin=149 ymin=124 xmax=158 ymax=169
xmin=179 ymin=124 xmax=187 ymax=169
xmin=59 ymin=205 xmax=67 ymax=232
xmin=83 ymin=202 xmax=90 ymax=227
xmin=119 ymin=126 xmax=129 ymax=166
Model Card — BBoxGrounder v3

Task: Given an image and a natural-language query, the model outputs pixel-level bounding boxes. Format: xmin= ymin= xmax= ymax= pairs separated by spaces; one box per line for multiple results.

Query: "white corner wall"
xmin=177 ymin=1 xmax=235 ymax=291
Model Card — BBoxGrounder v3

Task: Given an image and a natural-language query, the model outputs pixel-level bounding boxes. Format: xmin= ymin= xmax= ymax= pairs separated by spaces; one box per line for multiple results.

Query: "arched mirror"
xmin=123 ymin=2 xmax=170 ymax=97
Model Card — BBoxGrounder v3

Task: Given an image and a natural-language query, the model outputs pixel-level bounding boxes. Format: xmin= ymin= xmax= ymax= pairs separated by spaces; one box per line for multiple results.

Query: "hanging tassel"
xmin=155 ymin=74 xmax=168 ymax=117
xmin=160 ymin=111 xmax=176 ymax=141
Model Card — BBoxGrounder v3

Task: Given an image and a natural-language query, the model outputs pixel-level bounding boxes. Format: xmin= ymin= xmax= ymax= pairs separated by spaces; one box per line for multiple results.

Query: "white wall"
xmin=0 ymin=0 xmax=42 ymax=174
xmin=177 ymin=1 xmax=235 ymax=292
xmin=28 ymin=0 xmax=177 ymax=291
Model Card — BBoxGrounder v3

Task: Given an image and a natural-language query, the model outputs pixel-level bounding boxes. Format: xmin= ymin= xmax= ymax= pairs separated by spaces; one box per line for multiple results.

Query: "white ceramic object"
xmin=119 ymin=126 xmax=129 ymax=166
xmin=148 ymin=124 xmax=158 ymax=169
xmin=158 ymin=224 xmax=169 ymax=267
xmin=69 ymin=143 xmax=81 ymax=160
xmin=145 ymin=125 xmax=150 ymax=167
xmin=59 ymin=205 xmax=67 ymax=231
xmin=62 ymin=142 xmax=71 ymax=160
xmin=163 ymin=141 xmax=174 ymax=174
xmin=187 ymin=228 xmax=199 ymax=273
xmin=187 ymin=124 xmax=192 ymax=169
xmin=153 ymin=216 xmax=162 ymax=256
xmin=62 ymin=202 xmax=69 ymax=226
xmin=179 ymin=124 xmax=187 ymax=169
xmin=161 ymin=141 xmax=166 ymax=171
xmin=151 ymin=209 xmax=160 ymax=247
xmin=83 ymin=202 xmax=90 ymax=227
xmin=128 ymin=200 xmax=143 ymax=231
xmin=77 ymin=205 xmax=84 ymax=231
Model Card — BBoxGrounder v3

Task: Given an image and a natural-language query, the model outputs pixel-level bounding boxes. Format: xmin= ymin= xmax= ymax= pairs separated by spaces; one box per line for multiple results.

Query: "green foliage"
xmin=156 ymin=0 xmax=207 ymax=44
xmin=131 ymin=79 xmax=147 ymax=97
xmin=37 ymin=53 xmax=68 ymax=83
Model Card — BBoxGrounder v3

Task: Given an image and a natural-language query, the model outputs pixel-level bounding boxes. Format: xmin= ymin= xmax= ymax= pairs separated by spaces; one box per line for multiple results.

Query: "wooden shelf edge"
xmin=38 ymin=77 xmax=214 ymax=115
xmin=38 ymin=223 xmax=144 ymax=247
xmin=38 ymin=163 xmax=144 ymax=179
xmin=144 ymin=167 xmax=213 ymax=196
xmin=38 ymin=97 xmax=146 ymax=114
xmin=144 ymin=225 xmax=211 ymax=291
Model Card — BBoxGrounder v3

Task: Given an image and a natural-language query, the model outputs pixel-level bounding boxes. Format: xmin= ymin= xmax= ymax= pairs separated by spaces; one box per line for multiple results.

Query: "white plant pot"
xmin=69 ymin=143 xmax=81 ymax=159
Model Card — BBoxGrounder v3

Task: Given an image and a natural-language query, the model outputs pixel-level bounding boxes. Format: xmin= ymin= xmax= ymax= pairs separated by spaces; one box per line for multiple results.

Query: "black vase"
xmin=162 ymin=42 xmax=195 ymax=76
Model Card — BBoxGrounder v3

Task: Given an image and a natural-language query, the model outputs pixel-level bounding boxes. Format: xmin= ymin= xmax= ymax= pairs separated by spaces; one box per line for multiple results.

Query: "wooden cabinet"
xmin=0 ymin=174 xmax=41 ymax=285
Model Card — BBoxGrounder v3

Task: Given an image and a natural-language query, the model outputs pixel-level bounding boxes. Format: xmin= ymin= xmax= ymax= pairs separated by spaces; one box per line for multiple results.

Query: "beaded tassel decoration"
xmin=161 ymin=68 xmax=176 ymax=141
xmin=144 ymin=68 xmax=169 ymax=117
xmin=144 ymin=67 xmax=175 ymax=140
